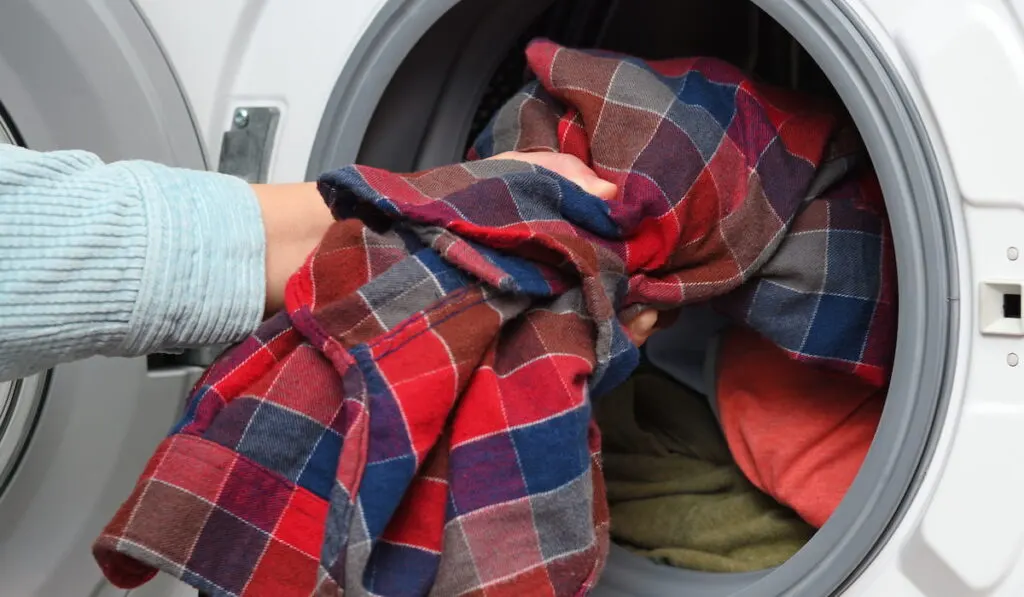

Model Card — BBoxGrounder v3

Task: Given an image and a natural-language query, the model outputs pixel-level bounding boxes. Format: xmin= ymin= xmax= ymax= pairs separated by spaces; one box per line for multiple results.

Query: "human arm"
xmin=0 ymin=146 xmax=654 ymax=383
xmin=0 ymin=145 xmax=293 ymax=381
xmin=253 ymin=153 xmax=662 ymax=340
xmin=489 ymin=151 xmax=661 ymax=345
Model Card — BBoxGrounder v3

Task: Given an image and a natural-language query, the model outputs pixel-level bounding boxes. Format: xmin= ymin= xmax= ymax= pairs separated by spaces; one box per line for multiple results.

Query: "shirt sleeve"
xmin=0 ymin=144 xmax=266 ymax=381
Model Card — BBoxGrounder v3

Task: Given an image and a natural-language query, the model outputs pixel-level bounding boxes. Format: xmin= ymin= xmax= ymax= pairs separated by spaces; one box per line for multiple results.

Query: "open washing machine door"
xmin=99 ymin=0 xmax=1024 ymax=595
xmin=0 ymin=2 xmax=209 ymax=595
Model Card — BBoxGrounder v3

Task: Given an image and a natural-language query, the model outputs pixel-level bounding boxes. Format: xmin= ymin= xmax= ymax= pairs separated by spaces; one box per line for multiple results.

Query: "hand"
xmin=255 ymin=153 xmax=662 ymax=346
xmin=489 ymin=151 xmax=618 ymax=201
xmin=488 ymin=151 xmax=660 ymax=346
xmin=252 ymin=182 xmax=334 ymax=315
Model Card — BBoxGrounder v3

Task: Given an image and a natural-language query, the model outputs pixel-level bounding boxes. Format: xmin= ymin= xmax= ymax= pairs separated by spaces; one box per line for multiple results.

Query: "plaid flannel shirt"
xmin=94 ymin=40 xmax=895 ymax=596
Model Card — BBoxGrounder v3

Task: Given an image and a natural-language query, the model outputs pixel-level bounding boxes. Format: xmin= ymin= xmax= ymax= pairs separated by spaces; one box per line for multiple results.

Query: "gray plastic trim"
xmin=305 ymin=0 xmax=957 ymax=595
xmin=0 ymin=0 xmax=205 ymax=166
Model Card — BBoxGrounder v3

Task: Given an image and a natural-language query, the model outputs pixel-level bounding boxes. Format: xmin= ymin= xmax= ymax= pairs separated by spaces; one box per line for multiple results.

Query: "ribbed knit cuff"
xmin=117 ymin=161 xmax=265 ymax=356
xmin=0 ymin=145 xmax=265 ymax=381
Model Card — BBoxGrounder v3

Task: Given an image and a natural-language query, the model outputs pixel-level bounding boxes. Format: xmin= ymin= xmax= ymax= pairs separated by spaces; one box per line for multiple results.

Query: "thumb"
xmin=626 ymin=309 xmax=660 ymax=346
xmin=577 ymin=175 xmax=618 ymax=202
xmin=487 ymin=151 xmax=618 ymax=201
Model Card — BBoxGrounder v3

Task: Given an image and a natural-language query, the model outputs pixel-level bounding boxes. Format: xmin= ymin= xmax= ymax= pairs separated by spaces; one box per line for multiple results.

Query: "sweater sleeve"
xmin=0 ymin=144 xmax=266 ymax=381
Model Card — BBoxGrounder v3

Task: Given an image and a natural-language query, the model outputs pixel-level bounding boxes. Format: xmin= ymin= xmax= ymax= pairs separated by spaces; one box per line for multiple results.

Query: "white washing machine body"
xmin=1 ymin=0 xmax=1020 ymax=595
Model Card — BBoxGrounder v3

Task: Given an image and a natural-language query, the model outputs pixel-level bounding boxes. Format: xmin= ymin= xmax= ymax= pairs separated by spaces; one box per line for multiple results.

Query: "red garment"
xmin=92 ymin=40 xmax=891 ymax=597
xmin=715 ymin=327 xmax=884 ymax=527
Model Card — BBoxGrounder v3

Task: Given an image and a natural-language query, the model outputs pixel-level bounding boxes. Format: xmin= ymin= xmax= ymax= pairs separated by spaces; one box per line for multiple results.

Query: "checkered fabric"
xmin=713 ymin=140 xmax=896 ymax=387
xmin=93 ymin=40 xmax=895 ymax=597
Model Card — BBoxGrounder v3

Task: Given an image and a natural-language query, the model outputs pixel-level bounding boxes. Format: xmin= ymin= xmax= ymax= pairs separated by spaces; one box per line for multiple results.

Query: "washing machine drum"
xmin=305 ymin=0 xmax=958 ymax=596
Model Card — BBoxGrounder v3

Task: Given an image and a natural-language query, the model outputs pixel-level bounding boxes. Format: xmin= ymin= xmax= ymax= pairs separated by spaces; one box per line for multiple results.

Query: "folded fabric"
xmin=714 ymin=326 xmax=886 ymax=528
xmin=596 ymin=370 xmax=814 ymax=572
xmin=93 ymin=40 xmax=890 ymax=597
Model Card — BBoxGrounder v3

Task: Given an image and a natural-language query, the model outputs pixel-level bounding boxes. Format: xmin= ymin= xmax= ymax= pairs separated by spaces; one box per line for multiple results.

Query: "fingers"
xmin=486 ymin=152 xmax=657 ymax=346
xmin=626 ymin=308 xmax=660 ymax=346
xmin=488 ymin=151 xmax=617 ymax=201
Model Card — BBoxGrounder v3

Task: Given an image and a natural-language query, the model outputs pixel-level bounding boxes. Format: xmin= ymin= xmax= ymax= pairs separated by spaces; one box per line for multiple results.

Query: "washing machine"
xmin=0 ymin=0 xmax=1020 ymax=595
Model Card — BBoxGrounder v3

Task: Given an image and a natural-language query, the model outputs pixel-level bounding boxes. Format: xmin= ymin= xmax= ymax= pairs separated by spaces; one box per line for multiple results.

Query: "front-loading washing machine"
xmin=0 ymin=0 xmax=1020 ymax=595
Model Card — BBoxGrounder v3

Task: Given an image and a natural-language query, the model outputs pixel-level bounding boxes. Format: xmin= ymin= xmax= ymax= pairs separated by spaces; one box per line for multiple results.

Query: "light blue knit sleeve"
xmin=0 ymin=144 xmax=266 ymax=381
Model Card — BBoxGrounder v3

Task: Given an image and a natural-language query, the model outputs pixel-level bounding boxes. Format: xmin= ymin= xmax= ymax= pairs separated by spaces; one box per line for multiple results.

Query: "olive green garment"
xmin=596 ymin=371 xmax=814 ymax=573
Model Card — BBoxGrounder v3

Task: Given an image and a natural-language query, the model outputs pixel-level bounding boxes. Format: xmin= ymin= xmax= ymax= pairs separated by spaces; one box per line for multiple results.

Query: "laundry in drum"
xmin=712 ymin=326 xmax=887 ymax=529
xmin=92 ymin=39 xmax=896 ymax=597
xmin=596 ymin=368 xmax=815 ymax=573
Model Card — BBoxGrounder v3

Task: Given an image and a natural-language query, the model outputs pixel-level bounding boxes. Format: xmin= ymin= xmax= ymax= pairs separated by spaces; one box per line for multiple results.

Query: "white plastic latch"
xmin=980 ymin=280 xmax=1024 ymax=335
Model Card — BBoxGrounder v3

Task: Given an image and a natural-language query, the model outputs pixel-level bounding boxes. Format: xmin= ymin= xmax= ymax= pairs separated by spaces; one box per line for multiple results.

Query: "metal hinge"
xmin=218 ymin=106 xmax=281 ymax=183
